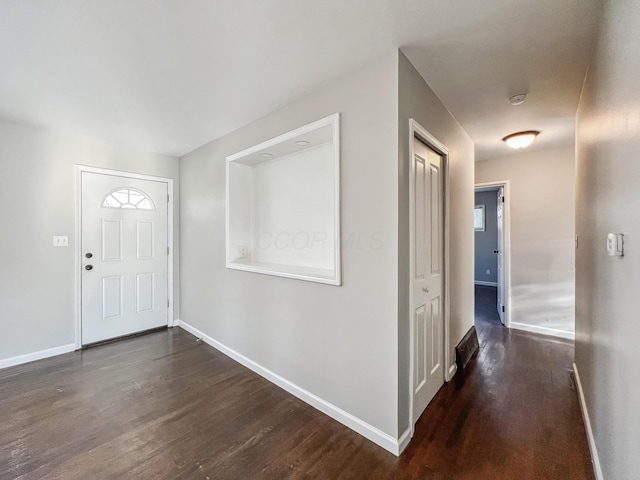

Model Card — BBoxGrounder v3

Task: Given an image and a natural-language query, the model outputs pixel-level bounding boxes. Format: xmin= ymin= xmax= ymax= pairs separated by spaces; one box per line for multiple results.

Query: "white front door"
xmin=411 ymin=137 xmax=445 ymax=424
xmin=81 ymin=172 xmax=169 ymax=345
xmin=496 ymin=187 xmax=505 ymax=324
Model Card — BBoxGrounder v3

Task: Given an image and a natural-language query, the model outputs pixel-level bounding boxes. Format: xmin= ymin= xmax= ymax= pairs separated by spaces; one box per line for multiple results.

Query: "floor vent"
xmin=455 ymin=326 xmax=479 ymax=371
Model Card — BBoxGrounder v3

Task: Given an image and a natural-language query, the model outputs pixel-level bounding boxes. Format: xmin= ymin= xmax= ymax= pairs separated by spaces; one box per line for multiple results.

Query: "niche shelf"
xmin=226 ymin=113 xmax=341 ymax=285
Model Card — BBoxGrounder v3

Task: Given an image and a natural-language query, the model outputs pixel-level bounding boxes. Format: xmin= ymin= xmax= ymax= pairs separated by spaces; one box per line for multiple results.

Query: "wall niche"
xmin=226 ymin=113 xmax=341 ymax=285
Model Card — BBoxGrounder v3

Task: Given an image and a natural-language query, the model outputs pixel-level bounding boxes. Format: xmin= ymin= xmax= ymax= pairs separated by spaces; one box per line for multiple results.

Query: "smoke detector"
xmin=508 ymin=93 xmax=528 ymax=105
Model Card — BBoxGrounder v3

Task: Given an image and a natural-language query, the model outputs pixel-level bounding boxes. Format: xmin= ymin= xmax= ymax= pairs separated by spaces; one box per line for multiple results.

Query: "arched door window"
xmin=102 ymin=188 xmax=155 ymax=210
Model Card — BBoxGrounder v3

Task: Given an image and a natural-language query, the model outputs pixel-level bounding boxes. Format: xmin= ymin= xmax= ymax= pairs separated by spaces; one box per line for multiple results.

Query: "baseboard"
xmin=573 ymin=363 xmax=603 ymax=480
xmin=177 ymin=320 xmax=404 ymax=455
xmin=447 ymin=363 xmax=458 ymax=381
xmin=0 ymin=343 xmax=76 ymax=370
xmin=397 ymin=427 xmax=412 ymax=454
xmin=474 ymin=280 xmax=497 ymax=287
xmin=510 ymin=322 xmax=575 ymax=340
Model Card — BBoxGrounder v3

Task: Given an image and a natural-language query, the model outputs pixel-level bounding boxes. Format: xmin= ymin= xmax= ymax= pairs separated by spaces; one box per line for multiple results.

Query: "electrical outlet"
xmin=237 ymin=245 xmax=248 ymax=258
xmin=53 ymin=236 xmax=69 ymax=247
xmin=486 ymin=269 xmax=490 ymax=275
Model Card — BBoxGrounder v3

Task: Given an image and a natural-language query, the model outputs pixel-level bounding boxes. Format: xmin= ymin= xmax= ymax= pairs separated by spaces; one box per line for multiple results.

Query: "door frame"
xmin=74 ymin=165 xmax=175 ymax=349
xmin=474 ymin=180 xmax=511 ymax=328
xmin=408 ymin=119 xmax=452 ymax=435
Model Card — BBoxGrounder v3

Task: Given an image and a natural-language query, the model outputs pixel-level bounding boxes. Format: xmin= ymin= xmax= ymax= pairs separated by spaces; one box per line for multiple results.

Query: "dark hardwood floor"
xmin=0 ymin=299 xmax=593 ymax=479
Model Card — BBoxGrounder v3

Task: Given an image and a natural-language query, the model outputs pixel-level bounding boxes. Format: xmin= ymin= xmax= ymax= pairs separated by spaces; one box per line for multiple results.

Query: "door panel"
xmin=102 ymin=276 xmax=122 ymax=319
xmin=415 ymin=159 xmax=426 ymax=280
xmin=136 ymin=221 xmax=154 ymax=259
xmin=102 ymin=220 xmax=122 ymax=261
xmin=136 ymin=273 xmax=155 ymax=312
xmin=430 ymin=164 xmax=440 ymax=274
xmin=81 ymin=172 xmax=168 ymax=345
xmin=430 ymin=298 xmax=441 ymax=375
xmin=412 ymin=137 xmax=445 ymax=424
xmin=415 ymin=305 xmax=427 ymax=391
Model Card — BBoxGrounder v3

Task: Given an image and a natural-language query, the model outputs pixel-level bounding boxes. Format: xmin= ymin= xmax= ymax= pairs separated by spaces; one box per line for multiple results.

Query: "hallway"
xmin=0 ymin=300 xmax=594 ymax=479
xmin=416 ymin=285 xmax=593 ymax=478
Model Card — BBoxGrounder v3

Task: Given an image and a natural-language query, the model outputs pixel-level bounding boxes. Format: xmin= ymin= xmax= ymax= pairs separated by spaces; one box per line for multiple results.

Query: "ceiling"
xmin=0 ymin=0 xmax=600 ymax=159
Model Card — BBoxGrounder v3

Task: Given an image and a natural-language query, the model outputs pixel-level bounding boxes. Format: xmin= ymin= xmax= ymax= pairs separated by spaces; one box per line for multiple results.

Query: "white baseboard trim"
xmin=446 ymin=363 xmax=457 ymax=381
xmin=176 ymin=320 xmax=404 ymax=455
xmin=0 ymin=343 xmax=76 ymax=370
xmin=573 ymin=363 xmax=603 ymax=480
xmin=397 ymin=427 xmax=412 ymax=454
xmin=474 ymin=280 xmax=497 ymax=287
xmin=509 ymin=322 xmax=575 ymax=340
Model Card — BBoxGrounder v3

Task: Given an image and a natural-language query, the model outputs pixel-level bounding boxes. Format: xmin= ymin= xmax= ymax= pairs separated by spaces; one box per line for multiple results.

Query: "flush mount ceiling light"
xmin=502 ymin=130 xmax=540 ymax=149
xmin=295 ymin=140 xmax=310 ymax=146
xmin=260 ymin=152 xmax=274 ymax=158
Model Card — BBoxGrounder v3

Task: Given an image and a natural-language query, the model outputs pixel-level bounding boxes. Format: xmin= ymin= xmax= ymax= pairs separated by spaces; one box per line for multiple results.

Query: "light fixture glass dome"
xmin=502 ymin=130 xmax=539 ymax=149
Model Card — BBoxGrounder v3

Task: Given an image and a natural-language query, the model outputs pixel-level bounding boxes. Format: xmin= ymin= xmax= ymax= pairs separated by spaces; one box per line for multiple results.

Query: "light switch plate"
xmin=607 ymin=233 xmax=623 ymax=256
xmin=53 ymin=236 xmax=69 ymax=247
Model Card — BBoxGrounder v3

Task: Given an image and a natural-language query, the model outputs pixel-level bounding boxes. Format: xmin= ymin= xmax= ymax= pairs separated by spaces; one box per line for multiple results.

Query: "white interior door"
xmin=496 ymin=187 xmax=505 ymax=324
xmin=81 ymin=172 xmax=169 ymax=345
xmin=412 ymin=137 xmax=445 ymax=424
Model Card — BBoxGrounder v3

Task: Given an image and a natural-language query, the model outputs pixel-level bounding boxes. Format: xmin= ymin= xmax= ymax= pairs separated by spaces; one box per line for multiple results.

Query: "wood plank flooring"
xmin=0 ymin=298 xmax=593 ymax=479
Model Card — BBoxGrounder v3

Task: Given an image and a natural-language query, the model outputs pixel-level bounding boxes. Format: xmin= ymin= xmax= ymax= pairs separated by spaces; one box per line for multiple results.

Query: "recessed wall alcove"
xmin=226 ymin=113 xmax=341 ymax=285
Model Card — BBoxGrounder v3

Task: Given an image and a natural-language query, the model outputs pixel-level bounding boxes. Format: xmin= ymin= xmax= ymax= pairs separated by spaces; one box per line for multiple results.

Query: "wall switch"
xmin=53 ymin=236 xmax=69 ymax=247
xmin=486 ymin=269 xmax=491 ymax=275
xmin=607 ymin=233 xmax=624 ymax=256
xmin=237 ymin=245 xmax=248 ymax=258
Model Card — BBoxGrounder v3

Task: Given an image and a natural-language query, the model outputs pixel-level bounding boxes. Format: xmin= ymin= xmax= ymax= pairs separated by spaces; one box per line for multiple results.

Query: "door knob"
xmin=85 ymin=253 xmax=93 ymax=259
xmin=493 ymin=250 xmax=499 ymax=254
xmin=85 ymin=265 xmax=94 ymax=271
xmin=422 ymin=286 xmax=429 ymax=292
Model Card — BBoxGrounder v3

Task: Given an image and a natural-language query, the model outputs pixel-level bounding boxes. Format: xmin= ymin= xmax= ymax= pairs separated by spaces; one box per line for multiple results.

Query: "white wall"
xmin=575 ymin=0 xmax=640 ymax=478
xmin=180 ymin=54 xmax=400 ymax=439
xmin=397 ymin=51 xmax=475 ymax=435
xmin=0 ymin=120 xmax=180 ymax=363
xmin=252 ymin=144 xmax=334 ymax=268
xmin=476 ymin=146 xmax=575 ymax=337
xmin=228 ymin=144 xmax=335 ymax=269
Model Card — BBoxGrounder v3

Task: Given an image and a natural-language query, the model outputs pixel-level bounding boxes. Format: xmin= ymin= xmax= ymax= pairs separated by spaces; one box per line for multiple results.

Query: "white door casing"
xmin=80 ymin=171 xmax=170 ymax=345
xmin=496 ymin=187 xmax=505 ymax=324
xmin=411 ymin=136 xmax=445 ymax=424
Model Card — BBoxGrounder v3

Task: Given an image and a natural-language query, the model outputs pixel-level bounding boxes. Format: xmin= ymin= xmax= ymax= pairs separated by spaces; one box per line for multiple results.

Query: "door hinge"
xmin=501 ymin=196 xmax=505 ymax=203
xmin=167 ymin=194 xmax=170 ymax=203
xmin=502 ymin=306 xmax=505 ymax=312
xmin=167 ymin=246 xmax=170 ymax=255
xmin=167 ymin=299 xmax=170 ymax=308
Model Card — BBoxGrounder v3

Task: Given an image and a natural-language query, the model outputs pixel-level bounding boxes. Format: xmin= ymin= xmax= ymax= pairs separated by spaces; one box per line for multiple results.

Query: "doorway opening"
xmin=474 ymin=182 xmax=510 ymax=332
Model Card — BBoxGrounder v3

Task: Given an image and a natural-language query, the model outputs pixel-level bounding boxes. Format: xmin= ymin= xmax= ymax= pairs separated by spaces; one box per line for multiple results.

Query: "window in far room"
xmin=474 ymin=204 xmax=485 ymax=231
